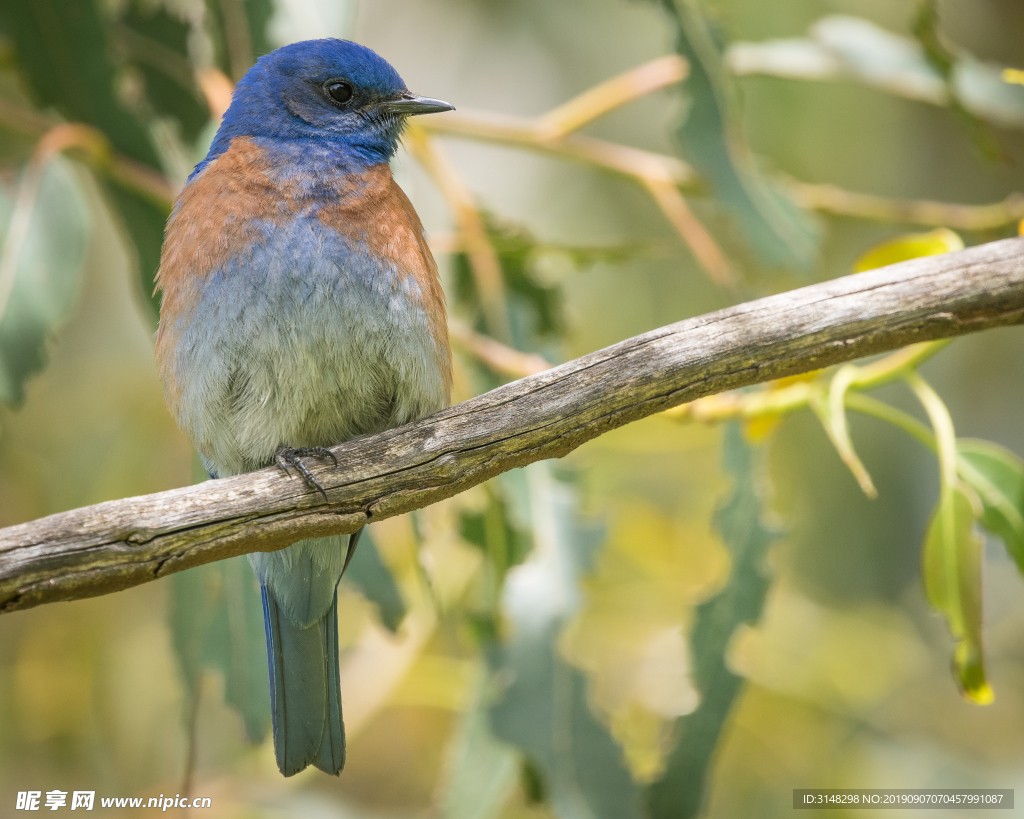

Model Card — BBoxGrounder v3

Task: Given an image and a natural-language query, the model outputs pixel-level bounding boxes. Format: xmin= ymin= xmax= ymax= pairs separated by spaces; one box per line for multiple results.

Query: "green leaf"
xmin=957 ymin=439 xmax=1024 ymax=573
xmin=170 ymin=556 xmax=271 ymax=742
xmin=658 ymin=0 xmax=818 ymax=270
xmin=902 ymin=373 xmax=992 ymax=703
xmin=646 ymin=424 xmax=778 ymax=819
xmin=0 ymin=159 xmax=90 ymax=405
xmin=487 ymin=463 xmax=641 ymax=819
xmin=344 ymin=528 xmax=407 ymax=633
xmin=921 ymin=485 xmax=991 ymax=704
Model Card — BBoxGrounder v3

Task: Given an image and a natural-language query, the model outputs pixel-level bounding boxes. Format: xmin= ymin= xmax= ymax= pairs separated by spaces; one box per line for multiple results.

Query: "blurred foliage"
xmin=959 ymin=439 xmax=1024 ymax=573
xmin=171 ymin=554 xmax=270 ymax=744
xmin=646 ymin=424 xmax=776 ymax=818
xmin=453 ymin=214 xmax=566 ymax=339
xmin=2 ymin=1 xmax=1024 ymax=818
xmin=0 ymin=2 xmax=159 ymax=165
xmin=657 ymin=0 xmax=819 ymax=270
xmin=440 ymin=682 xmax=519 ymax=819
xmin=487 ymin=466 xmax=642 ymax=819
xmin=0 ymin=159 xmax=89 ymax=404
xmin=205 ymin=0 xmax=276 ymax=80
xmin=0 ymin=0 xmax=170 ymax=321
xmin=911 ymin=0 xmax=1008 ymax=162
xmin=727 ymin=14 xmax=1024 ymax=130
xmin=344 ymin=528 xmax=409 ymax=633
xmin=119 ymin=3 xmax=210 ymax=146
xmin=459 ymin=485 xmax=533 ymax=638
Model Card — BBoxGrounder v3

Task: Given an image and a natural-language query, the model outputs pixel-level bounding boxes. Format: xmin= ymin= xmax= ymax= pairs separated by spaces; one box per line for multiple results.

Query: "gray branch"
xmin=3 ymin=237 xmax=1024 ymax=613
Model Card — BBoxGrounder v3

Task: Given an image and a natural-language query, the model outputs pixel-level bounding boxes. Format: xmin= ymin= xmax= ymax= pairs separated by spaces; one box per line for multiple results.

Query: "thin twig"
xmin=106 ymin=152 xmax=176 ymax=205
xmin=195 ymin=67 xmax=234 ymax=121
xmin=413 ymin=54 xmax=734 ymax=286
xmin=642 ymin=177 xmax=736 ymax=290
xmin=0 ymin=95 xmax=58 ymax=138
xmin=423 ymin=110 xmax=696 ymax=187
xmin=449 ymin=318 xmax=552 ymax=378
xmin=0 ymin=100 xmax=175 ymax=206
xmin=789 ymin=181 xmax=1024 ymax=231
xmin=1 ymin=62 xmax=1019 ymax=243
xmin=536 ymin=54 xmax=689 ymax=140
xmin=418 ymin=109 xmax=733 ymax=284
xmin=218 ymin=0 xmax=255 ymax=82
xmin=113 ymin=22 xmax=201 ymax=94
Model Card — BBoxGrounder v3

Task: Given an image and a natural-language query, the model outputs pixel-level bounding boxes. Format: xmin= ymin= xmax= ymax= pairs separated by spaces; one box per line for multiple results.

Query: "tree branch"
xmin=2 ymin=238 xmax=1024 ymax=613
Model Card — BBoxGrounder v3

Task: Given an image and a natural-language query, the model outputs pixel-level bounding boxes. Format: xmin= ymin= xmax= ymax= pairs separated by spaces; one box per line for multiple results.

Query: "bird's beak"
xmin=382 ymin=93 xmax=455 ymax=116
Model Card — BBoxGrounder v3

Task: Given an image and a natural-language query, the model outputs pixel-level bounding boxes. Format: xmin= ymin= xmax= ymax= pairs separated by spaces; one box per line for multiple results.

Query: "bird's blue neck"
xmin=193 ymin=130 xmax=394 ymax=184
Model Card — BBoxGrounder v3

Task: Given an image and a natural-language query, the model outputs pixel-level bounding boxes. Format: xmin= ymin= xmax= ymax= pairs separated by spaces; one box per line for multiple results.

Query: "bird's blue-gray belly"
xmin=170 ymin=217 xmax=448 ymax=477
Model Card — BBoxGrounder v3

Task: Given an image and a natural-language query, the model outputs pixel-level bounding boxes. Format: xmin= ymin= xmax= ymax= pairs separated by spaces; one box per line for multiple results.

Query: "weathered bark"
xmin=2 ymin=237 xmax=1024 ymax=613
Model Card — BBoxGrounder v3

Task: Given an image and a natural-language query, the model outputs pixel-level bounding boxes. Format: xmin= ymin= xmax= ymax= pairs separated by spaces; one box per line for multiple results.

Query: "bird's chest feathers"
xmin=156 ymin=139 xmax=451 ymax=474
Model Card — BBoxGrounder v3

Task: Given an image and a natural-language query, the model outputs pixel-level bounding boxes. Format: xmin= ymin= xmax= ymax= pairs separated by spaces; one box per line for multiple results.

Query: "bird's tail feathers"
xmin=262 ymin=584 xmax=345 ymax=776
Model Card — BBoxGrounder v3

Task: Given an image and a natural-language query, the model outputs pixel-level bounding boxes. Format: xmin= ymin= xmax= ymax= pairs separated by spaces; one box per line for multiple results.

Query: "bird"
xmin=154 ymin=39 xmax=454 ymax=777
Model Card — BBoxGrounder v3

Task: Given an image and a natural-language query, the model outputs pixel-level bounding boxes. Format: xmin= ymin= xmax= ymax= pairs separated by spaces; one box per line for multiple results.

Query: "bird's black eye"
xmin=326 ymin=81 xmax=353 ymax=104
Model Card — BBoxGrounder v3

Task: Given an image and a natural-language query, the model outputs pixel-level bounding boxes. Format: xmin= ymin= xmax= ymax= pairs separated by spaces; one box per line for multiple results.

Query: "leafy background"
xmin=2 ymin=0 xmax=1024 ymax=817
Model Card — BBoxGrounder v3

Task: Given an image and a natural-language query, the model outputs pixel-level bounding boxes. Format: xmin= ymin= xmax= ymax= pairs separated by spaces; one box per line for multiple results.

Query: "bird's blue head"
xmin=206 ymin=39 xmax=453 ymax=169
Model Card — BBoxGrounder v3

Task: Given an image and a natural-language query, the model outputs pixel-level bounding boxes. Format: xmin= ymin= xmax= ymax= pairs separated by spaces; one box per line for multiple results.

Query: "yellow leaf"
xmin=743 ymin=414 xmax=781 ymax=442
xmin=853 ymin=228 xmax=964 ymax=273
xmin=1002 ymin=68 xmax=1024 ymax=87
xmin=770 ymin=371 xmax=821 ymax=389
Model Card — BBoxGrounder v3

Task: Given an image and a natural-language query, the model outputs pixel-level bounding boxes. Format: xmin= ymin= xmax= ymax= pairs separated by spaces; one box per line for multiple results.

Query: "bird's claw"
xmin=275 ymin=446 xmax=337 ymax=500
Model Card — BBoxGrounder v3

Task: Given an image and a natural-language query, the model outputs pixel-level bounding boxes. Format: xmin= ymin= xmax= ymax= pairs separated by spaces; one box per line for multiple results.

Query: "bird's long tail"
xmin=253 ymin=530 xmax=362 ymax=776
xmin=261 ymin=581 xmax=345 ymax=776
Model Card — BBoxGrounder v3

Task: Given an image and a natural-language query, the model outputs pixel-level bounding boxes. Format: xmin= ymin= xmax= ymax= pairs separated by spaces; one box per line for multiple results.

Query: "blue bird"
xmin=155 ymin=39 xmax=454 ymax=776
